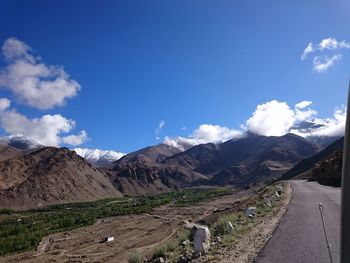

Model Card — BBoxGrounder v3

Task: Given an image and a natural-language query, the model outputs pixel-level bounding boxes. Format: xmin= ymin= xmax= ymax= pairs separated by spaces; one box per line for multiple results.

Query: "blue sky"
xmin=0 ymin=0 xmax=349 ymax=153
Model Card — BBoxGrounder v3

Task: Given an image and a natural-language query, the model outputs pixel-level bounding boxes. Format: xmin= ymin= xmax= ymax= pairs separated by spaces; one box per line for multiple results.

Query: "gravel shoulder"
xmin=192 ymin=182 xmax=292 ymax=263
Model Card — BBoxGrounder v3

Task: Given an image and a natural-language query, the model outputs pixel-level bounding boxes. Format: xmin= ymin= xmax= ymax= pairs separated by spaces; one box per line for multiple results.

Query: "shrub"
xmin=165 ymin=240 xmax=177 ymax=252
xmin=128 ymin=250 xmax=142 ymax=263
xmin=177 ymin=229 xmax=191 ymax=242
xmin=152 ymin=245 xmax=166 ymax=259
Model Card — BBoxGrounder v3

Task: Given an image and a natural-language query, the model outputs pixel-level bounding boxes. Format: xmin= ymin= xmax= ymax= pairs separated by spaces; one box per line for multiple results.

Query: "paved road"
xmin=255 ymin=180 xmax=340 ymax=263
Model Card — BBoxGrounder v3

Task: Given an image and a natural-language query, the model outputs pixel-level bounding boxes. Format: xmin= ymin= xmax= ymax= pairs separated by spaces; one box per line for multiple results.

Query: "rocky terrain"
xmin=280 ymin=137 xmax=343 ymax=186
xmin=0 ymin=144 xmax=21 ymax=162
xmin=308 ymin=150 xmax=342 ymax=186
xmin=281 ymin=137 xmax=343 ymax=180
xmin=0 ymin=147 xmax=122 ymax=210
xmin=110 ymin=133 xmax=320 ymax=195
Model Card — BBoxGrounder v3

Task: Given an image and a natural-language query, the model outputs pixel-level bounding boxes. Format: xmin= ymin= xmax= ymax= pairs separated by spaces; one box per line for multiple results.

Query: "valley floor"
xmin=0 ymin=189 xmax=254 ymax=263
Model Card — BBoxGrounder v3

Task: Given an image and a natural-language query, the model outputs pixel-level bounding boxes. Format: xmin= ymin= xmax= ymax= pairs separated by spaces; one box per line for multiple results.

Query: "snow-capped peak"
xmin=73 ymin=148 xmax=126 ymax=166
xmin=0 ymin=134 xmax=42 ymax=150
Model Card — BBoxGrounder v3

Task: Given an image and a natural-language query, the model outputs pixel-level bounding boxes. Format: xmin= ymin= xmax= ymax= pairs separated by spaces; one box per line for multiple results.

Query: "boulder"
xmin=194 ymin=225 xmax=211 ymax=254
xmin=264 ymin=197 xmax=272 ymax=207
xmin=276 ymin=185 xmax=283 ymax=195
xmin=153 ymin=257 xmax=165 ymax=263
xmin=181 ymin=240 xmax=190 ymax=246
xmin=245 ymin=207 xmax=256 ymax=218
xmin=225 ymin=221 xmax=234 ymax=234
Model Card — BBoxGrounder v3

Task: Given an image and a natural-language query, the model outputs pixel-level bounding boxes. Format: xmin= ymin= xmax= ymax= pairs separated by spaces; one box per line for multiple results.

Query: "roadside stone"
xmin=264 ymin=197 xmax=272 ymax=207
xmin=276 ymin=185 xmax=283 ymax=195
xmin=190 ymin=225 xmax=200 ymax=240
xmin=153 ymin=257 xmax=165 ymax=263
xmin=181 ymin=240 xmax=190 ymax=246
xmin=245 ymin=207 xmax=256 ymax=218
xmin=194 ymin=225 xmax=211 ymax=254
xmin=225 ymin=221 xmax=234 ymax=233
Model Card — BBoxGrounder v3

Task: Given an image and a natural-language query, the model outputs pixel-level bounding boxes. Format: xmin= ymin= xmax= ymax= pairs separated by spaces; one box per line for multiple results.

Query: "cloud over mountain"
xmin=164 ymin=124 xmax=243 ymax=150
xmin=164 ymin=100 xmax=346 ymax=150
xmin=0 ymin=38 xmax=87 ymax=147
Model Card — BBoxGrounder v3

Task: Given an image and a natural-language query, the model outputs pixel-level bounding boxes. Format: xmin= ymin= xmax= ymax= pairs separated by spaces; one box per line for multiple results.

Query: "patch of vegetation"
xmin=174 ymin=188 xmax=232 ymax=206
xmin=128 ymin=250 xmax=143 ymax=263
xmin=210 ymin=183 xmax=284 ymax=250
xmin=177 ymin=229 xmax=191 ymax=242
xmin=0 ymin=188 xmax=231 ymax=256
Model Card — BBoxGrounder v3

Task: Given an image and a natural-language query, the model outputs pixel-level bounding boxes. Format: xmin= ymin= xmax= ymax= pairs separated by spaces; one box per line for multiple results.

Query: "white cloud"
xmin=313 ymin=54 xmax=342 ymax=73
xmin=192 ymin=124 xmax=242 ymax=143
xmin=0 ymin=98 xmax=87 ymax=147
xmin=301 ymin=37 xmax=350 ymax=72
xmin=62 ymin=130 xmax=88 ymax=146
xmin=246 ymin=100 xmax=296 ymax=136
xmin=155 ymin=120 xmax=166 ymax=140
xmin=164 ymin=124 xmax=243 ymax=150
xmin=2 ymin=37 xmax=33 ymax=62
xmin=247 ymin=99 xmax=345 ymax=138
xmin=0 ymin=98 xmax=10 ymax=111
xmin=163 ymin=136 xmax=198 ymax=151
xmin=295 ymin=100 xmax=312 ymax=109
xmin=319 ymin=38 xmax=340 ymax=50
xmin=319 ymin=38 xmax=350 ymax=50
xmin=291 ymin=106 xmax=346 ymax=138
xmin=0 ymin=38 xmax=80 ymax=109
xmin=301 ymin=42 xmax=314 ymax=60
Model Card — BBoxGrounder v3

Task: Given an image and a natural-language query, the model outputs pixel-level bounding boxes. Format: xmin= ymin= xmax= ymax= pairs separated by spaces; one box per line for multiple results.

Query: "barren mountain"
xmin=163 ymin=133 xmax=320 ymax=185
xmin=115 ymin=143 xmax=181 ymax=165
xmin=0 ymin=147 xmax=122 ymax=210
xmin=0 ymin=144 xmax=22 ymax=162
xmin=308 ymin=150 xmax=342 ymax=186
xmin=109 ymin=144 xmax=206 ymax=195
xmin=110 ymin=133 xmax=321 ymax=194
xmin=281 ymin=137 xmax=343 ymax=180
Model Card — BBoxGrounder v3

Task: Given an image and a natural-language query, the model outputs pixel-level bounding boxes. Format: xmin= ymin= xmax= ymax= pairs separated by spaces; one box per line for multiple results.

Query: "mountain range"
xmin=0 ymin=132 xmax=338 ymax=210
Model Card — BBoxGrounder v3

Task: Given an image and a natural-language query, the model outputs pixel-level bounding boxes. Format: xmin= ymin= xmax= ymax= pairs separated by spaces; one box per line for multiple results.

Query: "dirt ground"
xmin=0 ymin=189 xmax=255 ymax=263
xmin=192 ymin=182 xmax=292 ymax=263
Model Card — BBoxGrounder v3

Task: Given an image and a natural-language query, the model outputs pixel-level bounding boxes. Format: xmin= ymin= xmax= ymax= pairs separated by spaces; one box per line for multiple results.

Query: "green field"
xmin=0 ymin=188 xmax=232 ymax=256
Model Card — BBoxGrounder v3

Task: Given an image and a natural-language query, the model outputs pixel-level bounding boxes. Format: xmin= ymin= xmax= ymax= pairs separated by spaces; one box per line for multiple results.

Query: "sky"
xmin=0 ymin=0 xmax=349 ymax=153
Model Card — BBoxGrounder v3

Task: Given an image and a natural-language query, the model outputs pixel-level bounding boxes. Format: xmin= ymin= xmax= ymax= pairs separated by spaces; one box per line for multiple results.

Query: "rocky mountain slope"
xmin=0 ymin=147 xmax=122 ymax=210
xmin=308 ymin=150 xmax=342 ymax=186
xmin=110 ymin=133 xmax=320 ymax=194
xmin=281 ymin=137 xmax=343 ymax=180
xmin=0 ymin=144 xmax=22 ymax=162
